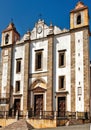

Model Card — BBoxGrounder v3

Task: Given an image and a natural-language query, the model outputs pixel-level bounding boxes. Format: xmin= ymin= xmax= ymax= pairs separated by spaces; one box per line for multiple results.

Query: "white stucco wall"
xmin=29 ymin=36 xmax=48 ymax=111
xmin=53 ymin=34 xmax=71 ymax=111
xmin=31 ymin=20 xmax=49 ymax=40
xmin=30 ymin=39 xmax=48 ymax=73
xmin=12 ymin=44 xmax=25 ymax=110
xmin=1 ymin=63 xmax=8 ymax=98
xmin=75 ymin=31 xmax=84 ymax=112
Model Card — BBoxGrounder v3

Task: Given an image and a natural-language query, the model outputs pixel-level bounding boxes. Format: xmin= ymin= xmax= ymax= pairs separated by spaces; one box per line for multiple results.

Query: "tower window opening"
xmin=5 ymin=34 xmax=9 ymax=44
xmin=77 ymin=14 xmax=81 ymax=25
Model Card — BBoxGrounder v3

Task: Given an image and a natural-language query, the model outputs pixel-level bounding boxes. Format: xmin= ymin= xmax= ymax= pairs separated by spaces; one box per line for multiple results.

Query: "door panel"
xmin=14 ymin=99 xmax=20 ymax=116
xmin=34 ymin=95 xmax=43 ymax=116
xmin=58 ymin=97 xmax=66 ymax=117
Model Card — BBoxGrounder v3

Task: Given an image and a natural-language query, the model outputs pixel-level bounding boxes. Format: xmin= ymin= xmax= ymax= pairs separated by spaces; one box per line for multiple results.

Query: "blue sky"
xmin=0 ymin=0 xmax=91 ymax=58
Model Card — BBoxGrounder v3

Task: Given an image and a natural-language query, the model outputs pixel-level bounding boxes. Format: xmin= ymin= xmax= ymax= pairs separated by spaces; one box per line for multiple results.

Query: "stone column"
xmin=83 ymin=29 xmax=90 ymax=112
xmin=47 ymin=33 xmax=54 ymax=112
xmin=1 ymin=47 xmax=13 ymax=111
xmin=0 ymin=61 xmax=2 ymax=102
xmin=70 ymin=32 xmax=76 ymax=112
xmin=23 ymin=42 xmax=30 ymax=115
xmin=7 ymin=47 xmax=13 ymax=103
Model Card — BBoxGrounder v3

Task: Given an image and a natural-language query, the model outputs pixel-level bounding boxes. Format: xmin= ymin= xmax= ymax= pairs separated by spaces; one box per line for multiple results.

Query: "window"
xmin=59 ymin=50 xmax=66 ymax=67
xmin=5 ymin=34 xmax=9 ymax=44
xmin=16 ymin=81 xmax=20 ymax=92
xmin=35 ymin=50 xmax=43 ymax=70
xmin=16 ymin=59 xmax=21 ymax=73
xmin=78 ymin=87 xmax=82 ymax=95
xmin=79 ymin=97 xmax=81 ymax=101
xmin=77 ymin=14 xmax=81 ymax=25
xmin=59 ymin=76 xmax=65 ymax=89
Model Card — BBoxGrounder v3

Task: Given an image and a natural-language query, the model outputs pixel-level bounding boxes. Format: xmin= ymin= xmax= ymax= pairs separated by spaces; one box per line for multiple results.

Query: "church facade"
xmin=0 ymin=1 xmax=90 ymax=117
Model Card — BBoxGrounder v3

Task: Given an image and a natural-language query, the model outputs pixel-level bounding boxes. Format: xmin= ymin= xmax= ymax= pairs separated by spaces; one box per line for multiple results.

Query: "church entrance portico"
xmin=29 ymin=79 xmax=47 ymax=116
xmin=31 ymin=86 xmax=46 ymax=114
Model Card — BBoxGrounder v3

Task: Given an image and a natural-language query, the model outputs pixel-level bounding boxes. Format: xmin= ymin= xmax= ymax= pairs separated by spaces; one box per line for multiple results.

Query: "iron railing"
xmin=28 ymin=111 xmax=89 ymax=119
xmin=0 ymin=110 xmax=89 ymax=120
xmin=28 ymin=110 xmax=54 ymax=119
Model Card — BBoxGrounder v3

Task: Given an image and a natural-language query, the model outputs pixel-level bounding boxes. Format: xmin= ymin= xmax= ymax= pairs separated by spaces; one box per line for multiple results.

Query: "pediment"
xmin=30 ymin=19 xmax=50 ymax=40
xmin=32 ymin=86 xmax=47 ymax=93
xmin=30 ymin=78 xmax=46 ymax=89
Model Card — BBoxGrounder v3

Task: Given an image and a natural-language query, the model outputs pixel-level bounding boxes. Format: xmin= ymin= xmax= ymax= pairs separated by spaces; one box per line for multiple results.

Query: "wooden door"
xmin=58 ymin=97 xmax=66 ymax=117
xmin=34 ymin=95 xmax=43 ymax=116
xmin=14 ymin=99 xmax=20 ymax=116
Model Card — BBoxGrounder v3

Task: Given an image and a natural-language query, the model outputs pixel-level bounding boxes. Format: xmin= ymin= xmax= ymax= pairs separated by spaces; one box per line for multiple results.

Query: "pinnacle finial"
xmin=50 ymin=21 xmax=53 ymax=27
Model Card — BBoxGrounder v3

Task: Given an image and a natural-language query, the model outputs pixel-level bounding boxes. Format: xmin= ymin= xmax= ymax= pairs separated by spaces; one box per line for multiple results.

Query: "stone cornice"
xmin=70 ymin=25 xmax=90 ymax=33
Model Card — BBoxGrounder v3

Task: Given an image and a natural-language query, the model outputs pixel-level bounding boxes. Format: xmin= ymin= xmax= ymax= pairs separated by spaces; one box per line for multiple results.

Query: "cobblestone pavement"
xmin=34 ymin=124 xmax=90 ymax=130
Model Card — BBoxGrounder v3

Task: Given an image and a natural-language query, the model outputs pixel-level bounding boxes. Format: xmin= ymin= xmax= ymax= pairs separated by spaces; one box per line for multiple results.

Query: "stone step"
xmin=34 ymin=124 xmax=90 ymax=130
xmin=0 ymin=119 xmax=33 ymax=130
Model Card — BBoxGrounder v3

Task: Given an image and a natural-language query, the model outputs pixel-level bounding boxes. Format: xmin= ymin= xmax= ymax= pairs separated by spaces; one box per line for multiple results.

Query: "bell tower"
xmin=70 ymin=1 xmax=89 ymax=29
xmin=0 ymin=22 xmax=20 ymax=111
xmin=70 ymin=1 xmax=90 ymax=113
xmin=1 ymin=22 xmax=20 ymax=46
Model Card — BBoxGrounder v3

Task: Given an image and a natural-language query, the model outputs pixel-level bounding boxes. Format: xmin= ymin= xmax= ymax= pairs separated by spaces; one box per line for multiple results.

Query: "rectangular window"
xmin=58 ymin=50 xmax=66 ymax=67
xmin=16 ymin=59 xmax=21 ymax=73
xmin=78 ymin=87 xmax=82 ymax=95
xmin=16 ymin=81 xmax=20 ymax=92
xmin=35 ymin=51 xmax=42 ymax=70
xmin=59 ymin=76 xmax=65 ymax=90
xmin=59 ymin=53 xmax=64 ymax=66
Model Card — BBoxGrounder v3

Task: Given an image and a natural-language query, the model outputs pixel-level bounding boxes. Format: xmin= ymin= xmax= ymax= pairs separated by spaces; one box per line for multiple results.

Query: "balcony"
xmin=0 ymin=93 xmax=10 ymax=104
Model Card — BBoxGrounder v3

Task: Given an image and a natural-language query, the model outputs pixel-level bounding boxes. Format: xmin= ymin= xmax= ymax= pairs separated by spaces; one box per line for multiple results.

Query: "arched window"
xmin=77 ymin=14 xmax=81 ymax=25
xmin=5 ymin=34 xmax=9 ymax=44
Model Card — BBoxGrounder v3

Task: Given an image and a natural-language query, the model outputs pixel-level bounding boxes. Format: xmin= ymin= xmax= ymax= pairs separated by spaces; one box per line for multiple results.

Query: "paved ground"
xmin=34 ymin=124 xmax=90 ymax=130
